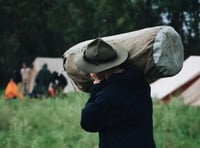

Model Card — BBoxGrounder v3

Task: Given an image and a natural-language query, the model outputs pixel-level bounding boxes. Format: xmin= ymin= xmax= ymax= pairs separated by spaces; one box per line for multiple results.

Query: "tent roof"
xmin=150 ymin=55 xmax=200 ymax=100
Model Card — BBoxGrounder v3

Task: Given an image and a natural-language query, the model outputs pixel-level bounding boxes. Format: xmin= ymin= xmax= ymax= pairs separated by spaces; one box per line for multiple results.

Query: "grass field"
xmin=0 ymin=91 xmax=200 ymax=148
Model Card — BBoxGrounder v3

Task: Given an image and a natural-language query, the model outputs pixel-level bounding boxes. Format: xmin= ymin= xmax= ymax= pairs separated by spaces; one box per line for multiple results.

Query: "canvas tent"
xmin=150 ymin=56 xmax=200 ymax=106
xmin=30 ymin=57 xmax=77 ymax=94
xmin=181 ymin=77 xmax=200 ymax=106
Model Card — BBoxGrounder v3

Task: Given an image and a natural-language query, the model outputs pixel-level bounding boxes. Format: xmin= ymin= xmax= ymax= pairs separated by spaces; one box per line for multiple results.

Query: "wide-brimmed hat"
xmin=75 ymin=38 xmax=128 ymax=73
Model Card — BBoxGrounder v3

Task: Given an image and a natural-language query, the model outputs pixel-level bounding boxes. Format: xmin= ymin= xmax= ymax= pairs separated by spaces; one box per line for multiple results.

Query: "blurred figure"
xmin=32 ymin=63 xmax=52 ymax=98
xmin=4 ymin=78 xmax=23 ymax=100
xmin=52 ymin=71 xmax=67 ymax=93
xmin=48 ymin=82 xmax=55 ymax=97
xmin=20 ymin=62 xmax=31 ymax=96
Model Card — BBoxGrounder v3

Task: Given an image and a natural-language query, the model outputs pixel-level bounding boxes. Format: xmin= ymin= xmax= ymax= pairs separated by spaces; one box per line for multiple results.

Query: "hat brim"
xmin=75 ymin=45 xmax=128 ymax=73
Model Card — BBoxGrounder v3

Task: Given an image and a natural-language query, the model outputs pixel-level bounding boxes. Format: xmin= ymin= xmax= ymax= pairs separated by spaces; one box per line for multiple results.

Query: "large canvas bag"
xmin=63 ymin=26 xmax=184 ymax=92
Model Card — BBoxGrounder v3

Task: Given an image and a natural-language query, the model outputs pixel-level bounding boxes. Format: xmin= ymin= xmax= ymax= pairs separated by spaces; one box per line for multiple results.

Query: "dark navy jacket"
xmin=81 ymin=68 xmax=156 ymax=148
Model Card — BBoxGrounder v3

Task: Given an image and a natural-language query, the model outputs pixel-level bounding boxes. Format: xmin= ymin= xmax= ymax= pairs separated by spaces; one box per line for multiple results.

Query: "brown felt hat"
xmin=75 ymin=38 xmax=128 ymax=73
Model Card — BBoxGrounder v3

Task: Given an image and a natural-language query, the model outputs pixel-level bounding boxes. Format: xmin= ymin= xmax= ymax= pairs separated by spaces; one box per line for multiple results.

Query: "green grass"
xmin=153 ymin=98 xmax=200 ymax=148
xmin=0 ymin=92 xmax=98 ymax=148
xmin=0 ymin=92 xmax=200 ymax=148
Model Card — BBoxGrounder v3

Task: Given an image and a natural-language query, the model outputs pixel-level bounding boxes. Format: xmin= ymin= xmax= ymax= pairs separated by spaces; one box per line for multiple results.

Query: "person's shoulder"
xmin=124 ymin=67 xmax=144 ymax=79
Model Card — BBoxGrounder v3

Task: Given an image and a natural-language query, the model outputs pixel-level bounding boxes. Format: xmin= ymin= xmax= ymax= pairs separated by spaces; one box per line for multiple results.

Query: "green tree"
xmin=0 ymin=0 xmax=64 ymax=86
xmin=0 ymin=0 xmax=200 ymax=87
xmin=152 ymin=0 xmax=200 ymax=57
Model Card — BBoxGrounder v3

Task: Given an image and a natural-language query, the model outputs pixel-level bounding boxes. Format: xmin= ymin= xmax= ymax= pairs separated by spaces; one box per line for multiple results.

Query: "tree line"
xmin=0 ymin=0 xmax=200 ymax=87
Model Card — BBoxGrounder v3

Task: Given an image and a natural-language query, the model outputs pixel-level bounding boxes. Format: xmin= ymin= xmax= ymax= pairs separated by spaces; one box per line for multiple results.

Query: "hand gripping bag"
xmin=63 ymin=26 xmax=184 ymax=92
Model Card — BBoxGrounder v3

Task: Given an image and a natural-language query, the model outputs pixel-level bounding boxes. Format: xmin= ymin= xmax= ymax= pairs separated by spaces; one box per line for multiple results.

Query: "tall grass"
xmin=153 ymin=98 xmax=200 ymax=148
xmin=0 ymin=92 xmax=200 ymax=148
xmin=0 ymin=92 xmax=98 ymax=148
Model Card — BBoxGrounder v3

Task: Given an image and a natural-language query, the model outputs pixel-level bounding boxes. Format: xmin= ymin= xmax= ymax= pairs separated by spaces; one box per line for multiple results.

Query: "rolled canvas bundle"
xmin=63 ymin=26 xmax=184 ymax=92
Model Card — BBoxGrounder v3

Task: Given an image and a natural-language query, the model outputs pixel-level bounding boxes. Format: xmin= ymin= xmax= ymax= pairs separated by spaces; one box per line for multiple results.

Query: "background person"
xmin=4 ymin=78 xmax=23 ymax=100
xmin=20 ymin=62 xmax=31 ymax=96
xmin=32 ymin=63 xmax=52 ymax=98
xmin=74 ymin=38 xmax=156 ymax=148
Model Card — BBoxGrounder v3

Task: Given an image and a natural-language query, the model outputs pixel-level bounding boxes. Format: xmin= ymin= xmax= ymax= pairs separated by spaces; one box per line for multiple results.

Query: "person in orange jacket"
xmin=4 ymin=78 xmax=23 ymax=100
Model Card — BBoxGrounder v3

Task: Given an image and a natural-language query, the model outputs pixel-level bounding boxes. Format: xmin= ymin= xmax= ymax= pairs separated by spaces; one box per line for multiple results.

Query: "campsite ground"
xmin=0 ymin=91 xmax=200 ymax=148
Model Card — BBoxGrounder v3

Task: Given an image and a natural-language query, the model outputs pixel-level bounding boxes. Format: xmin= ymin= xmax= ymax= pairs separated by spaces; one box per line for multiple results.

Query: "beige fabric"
xmin=64 ymin=54 xmax=93 ymax=92
xmin=63 ymin=26 xmax=184 ymax=92
xmin=181 ymin=77 xmax=200 ymax=105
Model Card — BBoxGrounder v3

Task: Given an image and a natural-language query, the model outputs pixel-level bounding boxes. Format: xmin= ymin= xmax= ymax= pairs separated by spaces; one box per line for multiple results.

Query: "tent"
xmin=181 ymin=76 xmax=200 ymax=106
xmin=30 ymin=57 xmax=77 ymax=94
xmin=150 ymin=55 xmax=200 ymax=105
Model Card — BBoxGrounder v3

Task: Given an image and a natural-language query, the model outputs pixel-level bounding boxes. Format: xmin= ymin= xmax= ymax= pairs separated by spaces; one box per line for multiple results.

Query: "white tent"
xmin=181 ymin=77 xmax=200 ymax=106
xmin=30 ymin=57 xmax=77 ymax=93
xmin=150 ymin=56 xmax=200 ymax=101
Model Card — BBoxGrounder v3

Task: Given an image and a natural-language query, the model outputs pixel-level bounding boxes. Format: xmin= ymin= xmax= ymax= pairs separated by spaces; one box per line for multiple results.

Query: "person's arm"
xmin=86 ymin=82 xmax=104 ymax=103
xmin=85 ymin=73 xmax=105 ymax=104
xmin=80 ymin=81 xmax=111 ymax=132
